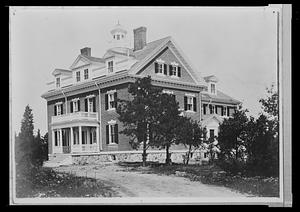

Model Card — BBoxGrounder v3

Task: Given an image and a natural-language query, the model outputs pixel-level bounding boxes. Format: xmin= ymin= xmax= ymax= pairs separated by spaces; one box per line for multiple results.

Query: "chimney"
xmin=80 ymin=47 xmax=91 ymax=56
xmin=133 ymin=27 xmax=147 ymax=51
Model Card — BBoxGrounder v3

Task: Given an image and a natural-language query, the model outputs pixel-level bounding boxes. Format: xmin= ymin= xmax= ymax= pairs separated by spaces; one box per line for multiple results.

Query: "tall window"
xmin=209 ymin=129 xmax=215 ymax=139
xmin=108 ymin=61 xmax=114 ymax=73
xmin=107 ymin=124 xmax=118 ymax=144
xmin=187 ymin=96 xmax=193 ymax=111
xmin=117 ymin=35 xmax=120 ymax=40
xmin=158 ymin=63 xmax=163 ymax=74
xmin=211 ymin=83 xmax=216 ymax=94
xmin=84 ymin=69 xmax=89 ymax=80
xmin=108 ymin=93 xmax=115 ymax=109
xmin=88 ymin=99 xmax=93 ymax=112
xmin=56 ymin=77 xmax=60 ymax=88
xmin=73 ymin=101 xmax=78 ymax=112
xmin=76 ymin=71 xmax=81 ymax=82
xmin=172 ymin=66 xmax=177 ymax=76
xmin=56 ymin=104 xmax=62 ymax=116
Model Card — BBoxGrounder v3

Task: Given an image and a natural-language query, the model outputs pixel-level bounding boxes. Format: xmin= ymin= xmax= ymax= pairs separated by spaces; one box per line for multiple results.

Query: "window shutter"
xmin=54 ymin=105 xmax=57 ymax=116
xmin=178 ymin=66 xmax=181 ymax=77
xmin=169 ymin=65 xmax=173 ymax=76
xmin=61 ymin=104 xmax=64 ymax=115
xmin=106 ymin=125 xmax=109 ymax=144
xmin=114 ymin=124 xmax=119 ymax=144
xmin=93 ymin=97 xmax=96 ymax=112
xmin=85 ymin=98 xmax=88 ymax=112
xmin=77 ymin=100 xmax=80 ymax=111
xmin=203 ymin=104 xmax=206 ymax=115
xmin=154 ymin=62 xmax=158 ymax=73
xmin=70 ymin=102 xmax=73 ymax=113
xmin=163 ymin=64 xmax=167 ymax=75
xmin=105 ymin=94 xmax=108 ymax=110
xmin=114 ymin=92 xmax=118 ymax=108
xmin=184 ymin=96 xmax=187 ymax=111
xmin=193 ymin=97 xmax=197 ymax=112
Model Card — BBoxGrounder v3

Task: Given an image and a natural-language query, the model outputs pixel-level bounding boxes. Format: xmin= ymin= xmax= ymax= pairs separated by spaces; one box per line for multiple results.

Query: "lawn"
xmin=15 ymin=166 xmax=118 ymax=198
xmin=117 ymin=161 xmax=279 ymax=197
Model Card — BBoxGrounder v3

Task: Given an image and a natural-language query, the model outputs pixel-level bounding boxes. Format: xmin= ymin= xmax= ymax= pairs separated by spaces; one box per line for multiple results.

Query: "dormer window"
xmin=76 ymin=71 xmax=81 ymax=82
xmin=108 ymin=61 xmax=114 ymax=73
xmin=211 ymin=83 xmax=216 ymax=94
xmin=56 ymin=77 xmax=60 ymax=88
xmin=84 ymin=69 xmax=89 ymax=80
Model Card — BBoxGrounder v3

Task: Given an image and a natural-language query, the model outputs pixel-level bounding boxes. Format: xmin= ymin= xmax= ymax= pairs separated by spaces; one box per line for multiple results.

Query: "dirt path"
xmin=54 ymin=163 xmax=249 ymax=197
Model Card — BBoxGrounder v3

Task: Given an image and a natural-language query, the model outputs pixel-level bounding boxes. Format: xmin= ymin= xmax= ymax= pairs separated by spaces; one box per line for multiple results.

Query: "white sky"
xmin=10 ymin=6 xmax=278 ymax=136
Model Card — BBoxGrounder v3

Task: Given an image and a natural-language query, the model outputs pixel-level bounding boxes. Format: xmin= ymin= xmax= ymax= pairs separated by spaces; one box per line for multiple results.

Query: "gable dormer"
xmin=204 ymin=75 xmax=219 ymax=95
xmin=51 ymin=69 xmax=72 ymax=89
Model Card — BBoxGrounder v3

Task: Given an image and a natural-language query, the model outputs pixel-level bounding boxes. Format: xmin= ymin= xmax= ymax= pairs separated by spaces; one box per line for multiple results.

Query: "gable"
xmin=135 ymin=46 xmax=197 ymax=84
xmin=69 ymin=55 xmax=91 ymax=70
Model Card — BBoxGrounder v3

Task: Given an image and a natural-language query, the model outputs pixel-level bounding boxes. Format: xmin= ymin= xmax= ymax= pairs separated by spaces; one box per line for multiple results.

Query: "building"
xmin=41 ymin=23 xmax=240 ymax=166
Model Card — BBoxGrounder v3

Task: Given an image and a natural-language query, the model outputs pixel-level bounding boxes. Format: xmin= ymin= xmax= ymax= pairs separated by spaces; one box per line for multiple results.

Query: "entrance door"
xmin=62 ymin=129 xmax=71 ymax=153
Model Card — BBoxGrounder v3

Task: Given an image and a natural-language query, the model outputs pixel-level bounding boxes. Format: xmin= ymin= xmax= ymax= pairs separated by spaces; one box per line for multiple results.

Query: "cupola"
xmin=109 ymin=21 xmax=129 ymax=49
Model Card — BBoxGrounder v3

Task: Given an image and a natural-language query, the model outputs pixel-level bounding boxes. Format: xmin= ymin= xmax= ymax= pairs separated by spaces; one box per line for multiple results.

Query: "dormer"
xmin=52 ymin=69 xmax=72 ymax=89
xmin=203 ymin=75 xmax=219 ymax=95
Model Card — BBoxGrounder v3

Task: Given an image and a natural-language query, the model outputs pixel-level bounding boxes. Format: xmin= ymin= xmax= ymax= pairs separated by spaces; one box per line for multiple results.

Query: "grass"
xmin=15 ymin=166 xmax=118 ymax=198
xmin=117 ymin=161 xmax=279 ymax=197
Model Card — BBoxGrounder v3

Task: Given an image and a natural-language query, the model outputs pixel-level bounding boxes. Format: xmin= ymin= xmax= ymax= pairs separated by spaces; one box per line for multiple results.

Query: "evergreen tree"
xmin=117 ymin=76 xmax=163 ymax=166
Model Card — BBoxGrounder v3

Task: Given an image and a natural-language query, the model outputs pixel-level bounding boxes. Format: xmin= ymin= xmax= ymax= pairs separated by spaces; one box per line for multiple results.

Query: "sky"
xmin=10 ymin=6 xmax=278 ymax=136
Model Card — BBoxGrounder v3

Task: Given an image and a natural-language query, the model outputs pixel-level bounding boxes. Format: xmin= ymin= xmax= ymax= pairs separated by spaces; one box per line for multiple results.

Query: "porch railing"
xmin=52 ymin=112 xmax=98 ymax=124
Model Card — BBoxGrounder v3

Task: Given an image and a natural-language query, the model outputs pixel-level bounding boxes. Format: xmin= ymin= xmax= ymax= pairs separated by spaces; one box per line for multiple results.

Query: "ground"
xmin=54 ymin=162 xmax=250 ymax=197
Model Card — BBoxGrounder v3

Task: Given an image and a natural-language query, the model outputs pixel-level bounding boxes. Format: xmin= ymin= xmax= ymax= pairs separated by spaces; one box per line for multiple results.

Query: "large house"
xmin=41 ymin=23 xmax=240 ymax=166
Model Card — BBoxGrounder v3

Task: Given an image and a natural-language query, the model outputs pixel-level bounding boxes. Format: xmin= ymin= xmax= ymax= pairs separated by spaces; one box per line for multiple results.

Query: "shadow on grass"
xmin=16 ymin=166 xmax=119 ymax=198
xmin=117 ymin=161 xmax=279 ymax=197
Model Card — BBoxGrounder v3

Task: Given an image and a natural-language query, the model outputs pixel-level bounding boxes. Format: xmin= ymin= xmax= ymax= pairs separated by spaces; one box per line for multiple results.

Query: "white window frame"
xmin=86 ymin=95 xmax=96 ymax=113
xmin=187 ymin=96 xmax=194 ymax=111
xmin=108 ymin=60 xmax=114 ymax=73
xmin=55 ymin=104 xmax=62 ymax=116
xmin=211 ymin=83 xmax=216 ymax=94
xmin=108 ymin=93 xmax=115 ymax=110
xmin=109 ymin=124 xmax=117 ymax=144
xmin=56 ymin=77 xmax=60 ymax=88
xmin=84 ymin=69 xmax=89 ymax=80
xmin=76 ymin=71 xmax=81 ymax=82
xmin=156 ymin=59 xmax=165 ymax=75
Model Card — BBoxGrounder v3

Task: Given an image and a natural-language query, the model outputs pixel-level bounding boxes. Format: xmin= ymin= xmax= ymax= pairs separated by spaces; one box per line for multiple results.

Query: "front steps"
xmin=43 ymin=154 xmax=72 ymax=167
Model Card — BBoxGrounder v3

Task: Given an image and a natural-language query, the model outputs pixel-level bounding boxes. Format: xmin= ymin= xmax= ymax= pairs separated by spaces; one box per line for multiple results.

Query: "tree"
xmin=15 ymin=105 xmax=35 ymax=176
xmin=217 ymin=108 xmax=249 ymax=174
xmin=176 ymin=117 xmax=207 ymax=165
xmin=150 ymin=93 xmax=182 ymax=165
xmin=117 ymin=76 xmax=163 ymax=166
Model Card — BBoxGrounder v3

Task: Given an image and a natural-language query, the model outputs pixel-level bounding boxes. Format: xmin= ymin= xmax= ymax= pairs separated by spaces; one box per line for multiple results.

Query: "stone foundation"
xmin=71 ymin=150 xmax=208 ymax=165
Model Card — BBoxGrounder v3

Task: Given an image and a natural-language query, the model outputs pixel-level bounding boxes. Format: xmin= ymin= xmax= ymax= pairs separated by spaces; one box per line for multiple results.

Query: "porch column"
xmin=79 ymin=125 xmax=82 ymax=152
xmin=87 ymin=127 xmax=90 ymax=144
xmin=96 ymin=126 xmax=100 ymax=152
xmin=51 ymin=129 xmax=55 ymax=154
xmin=70 ymin=127 xmax=74 ymax=153
xmin=59 ymin=128 xmax=63 ymax=153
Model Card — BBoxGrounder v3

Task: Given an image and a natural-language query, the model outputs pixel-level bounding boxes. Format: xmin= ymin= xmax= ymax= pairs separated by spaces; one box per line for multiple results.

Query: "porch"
xmin=52 ymin=125 xmax=100 ymax=154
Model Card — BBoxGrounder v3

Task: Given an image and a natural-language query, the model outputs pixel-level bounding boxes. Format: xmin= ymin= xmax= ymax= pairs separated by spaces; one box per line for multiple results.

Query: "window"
xmin=84 ymin=97 xmax=96 ymax=112
xmin=211 ymin=83 xmax=216 ymax=94
xmin=76 ymin=71 xmax=81 ymax=82
xmin=172 ymin=66 xmax=177 ymax=76
xmin=73 ymin=101 xmax=78 ymax=112
xmin=209 ymin=129 xmax=215 ymax=139
xmin=184 ymin=95 xmax=196 ymax=112
xmin=117 ymin=35 xmax=120 ymax=40
xmin=187 ymin=96 xmax=193 ymax=111
xmin=108 ymin=61 xmax=114 ymax=73
xmin=121 ymin=34 xmax=124 ymax=38
xmin=154 ymin=61 xmax=167 ymax=75
xmin=109 ymin=93 xmax=115 ymax=109
xmin=56 ymin=77 xmax=60 ymax=88
xmin=105 ymin=91 xmax=117 ymax=110
xmin=84 ymin=69 xmax=89 ymax=80
xmin=106 ymin=123 xmax=119 ymax=144
xmin=169 ymin=64 xmax=181 ymax=77
xmin=55 ymin=104 xmax=63 ymax=116
xmin=54 ymin=131 xmax=58 ymax=146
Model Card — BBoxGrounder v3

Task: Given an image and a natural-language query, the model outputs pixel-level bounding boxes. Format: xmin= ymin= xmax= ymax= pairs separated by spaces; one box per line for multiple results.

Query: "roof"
xmin=81 ymin=54 xmax=105 ymax=63
xmin=203 ymin=75 xmax=218 ymax=82
xmin=202 ymin=90 xmax=241 ymax=105
xmin=131 ymin=36 xmax=171 ymax=61
xmin=52 ymin=68 xmax=72 ymax=76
